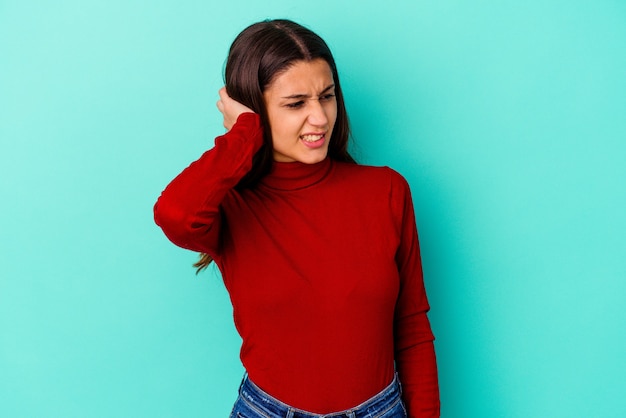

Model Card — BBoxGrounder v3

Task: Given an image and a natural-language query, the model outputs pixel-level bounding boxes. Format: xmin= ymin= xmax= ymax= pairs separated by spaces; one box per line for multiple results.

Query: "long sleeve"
xmin=153 ymin=112 xmax=263 ymax=258
xmin=392 ymin=175 xmax=440 ymax=417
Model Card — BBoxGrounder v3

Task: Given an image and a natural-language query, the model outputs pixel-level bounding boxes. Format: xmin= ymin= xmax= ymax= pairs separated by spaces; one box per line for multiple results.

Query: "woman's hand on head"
xmin=217 ymin=87 xmax=255 ymax=131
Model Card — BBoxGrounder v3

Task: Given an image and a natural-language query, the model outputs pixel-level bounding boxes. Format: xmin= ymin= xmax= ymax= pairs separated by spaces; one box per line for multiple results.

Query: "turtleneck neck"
xmin=260 ymin=158 xmax=332 ymax=191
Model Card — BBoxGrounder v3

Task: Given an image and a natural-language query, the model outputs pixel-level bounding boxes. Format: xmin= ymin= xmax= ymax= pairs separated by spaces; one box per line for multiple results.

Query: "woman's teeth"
xmin=301 ymin=134 xmax=324 ymax=142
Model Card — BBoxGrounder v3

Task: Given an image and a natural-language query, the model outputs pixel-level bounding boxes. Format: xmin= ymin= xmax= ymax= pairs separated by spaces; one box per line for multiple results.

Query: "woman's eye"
xmin=286 ymin=101 xmax=305 ymax=109
xmin=320 ymin=93 xmax=335 ymax=101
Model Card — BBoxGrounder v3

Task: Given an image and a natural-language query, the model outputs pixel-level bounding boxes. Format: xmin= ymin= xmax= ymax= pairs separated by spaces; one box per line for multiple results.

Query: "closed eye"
xmin=284 ymin=92 xmax=334 ymax=109
xmin=285 ymin=101 xmax=305 ymax=109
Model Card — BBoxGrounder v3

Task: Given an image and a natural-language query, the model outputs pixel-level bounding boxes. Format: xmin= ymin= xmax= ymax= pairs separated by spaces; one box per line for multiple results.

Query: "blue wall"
xmin=1 ymin=1 xmax=624 ymax=417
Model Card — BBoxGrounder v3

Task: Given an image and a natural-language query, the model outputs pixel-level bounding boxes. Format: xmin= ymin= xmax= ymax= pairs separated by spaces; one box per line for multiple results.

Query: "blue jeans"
xmin=229 ymin=373 xmax=407 ymax=418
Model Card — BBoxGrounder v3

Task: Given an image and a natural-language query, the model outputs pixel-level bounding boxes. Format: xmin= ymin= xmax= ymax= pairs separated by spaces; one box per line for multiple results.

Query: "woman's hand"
xmin=216 ymin=87 xmax=255 ymax=131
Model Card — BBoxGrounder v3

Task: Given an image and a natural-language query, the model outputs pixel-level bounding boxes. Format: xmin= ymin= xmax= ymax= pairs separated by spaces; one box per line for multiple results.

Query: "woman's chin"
xmin=298 ymin=152 xmax=328 ymax=164
xmin=273 ymin=148 xmax=329 ymax=164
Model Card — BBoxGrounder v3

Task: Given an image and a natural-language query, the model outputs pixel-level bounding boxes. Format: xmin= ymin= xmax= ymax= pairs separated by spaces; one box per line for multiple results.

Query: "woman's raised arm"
xmin=153 ymin=90 xmax=262 ymax=259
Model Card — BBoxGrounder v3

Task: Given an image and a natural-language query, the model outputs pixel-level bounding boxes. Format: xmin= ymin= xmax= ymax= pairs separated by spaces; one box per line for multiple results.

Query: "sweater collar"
xmin=260 ymin=157 xmax=332 ymax=191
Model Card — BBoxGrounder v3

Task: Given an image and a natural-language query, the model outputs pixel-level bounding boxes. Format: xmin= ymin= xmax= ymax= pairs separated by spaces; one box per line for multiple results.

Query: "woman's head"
xmin=225 ymin=19 xmax=354 ymax=187
xmin=263 ymin=58 xmax=337 ymax=164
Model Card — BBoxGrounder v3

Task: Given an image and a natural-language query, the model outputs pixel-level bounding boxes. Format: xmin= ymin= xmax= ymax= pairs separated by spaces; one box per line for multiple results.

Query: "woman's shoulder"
xmin=332 ymin=161 xmax=410 ymax=191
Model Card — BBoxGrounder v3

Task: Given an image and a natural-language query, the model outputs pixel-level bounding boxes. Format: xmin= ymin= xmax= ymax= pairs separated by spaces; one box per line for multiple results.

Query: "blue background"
xmin=1 ymin=1 xmax=625 ymax=417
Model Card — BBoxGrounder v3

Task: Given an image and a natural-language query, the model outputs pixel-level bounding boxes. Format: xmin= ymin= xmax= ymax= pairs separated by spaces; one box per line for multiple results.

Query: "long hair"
xmin=195 ymin=19 xmax=355 ymax=273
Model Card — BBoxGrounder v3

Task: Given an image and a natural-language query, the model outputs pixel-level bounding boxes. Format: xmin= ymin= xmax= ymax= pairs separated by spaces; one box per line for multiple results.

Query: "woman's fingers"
xmin=217 ymin=87 xmax=254 ymax=131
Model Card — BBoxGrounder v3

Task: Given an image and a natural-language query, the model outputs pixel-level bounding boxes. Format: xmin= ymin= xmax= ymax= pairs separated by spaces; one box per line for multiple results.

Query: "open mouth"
xmin=301 ymin=134 xmax=324 ymax=142
xmin=300 ymin=133 xmax=326 ymax=148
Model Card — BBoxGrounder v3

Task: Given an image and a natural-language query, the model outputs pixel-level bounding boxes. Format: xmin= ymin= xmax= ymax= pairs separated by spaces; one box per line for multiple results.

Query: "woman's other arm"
xmin=391 ymin=172 xmax=440 ymax=418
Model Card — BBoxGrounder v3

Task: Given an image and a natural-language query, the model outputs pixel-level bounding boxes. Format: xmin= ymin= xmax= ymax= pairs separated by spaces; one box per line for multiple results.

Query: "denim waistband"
xmin=236 ymin=373 xmax=404 ymax=418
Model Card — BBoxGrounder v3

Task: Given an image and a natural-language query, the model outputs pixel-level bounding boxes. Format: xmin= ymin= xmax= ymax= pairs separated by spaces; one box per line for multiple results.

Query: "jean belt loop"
xmin=395 ymin=372 xmax=402 ymax=396
xmin=285 ymin=408 xmax=294 ymax=418
xmin=238 ymin=372 xmax=247 ymax=392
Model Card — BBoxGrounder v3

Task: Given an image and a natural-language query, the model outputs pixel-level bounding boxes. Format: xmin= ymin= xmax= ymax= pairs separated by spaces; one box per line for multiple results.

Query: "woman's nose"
xmin=307 ymin=100 xmax=328 ymax=127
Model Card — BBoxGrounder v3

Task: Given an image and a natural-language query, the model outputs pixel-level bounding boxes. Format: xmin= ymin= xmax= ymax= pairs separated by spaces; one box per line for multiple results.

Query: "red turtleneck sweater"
xmin=154 ymin=113 xmax=439 ymax=417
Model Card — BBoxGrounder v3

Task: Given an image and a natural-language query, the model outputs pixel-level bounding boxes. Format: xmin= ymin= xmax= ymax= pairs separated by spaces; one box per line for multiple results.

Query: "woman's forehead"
xmin=266 ymin=59 xmax=334 ymax=97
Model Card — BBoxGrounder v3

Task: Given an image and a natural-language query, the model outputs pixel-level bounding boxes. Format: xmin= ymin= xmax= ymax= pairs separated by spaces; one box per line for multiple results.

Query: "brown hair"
xmin=195 ymin=19 xmax=355 ymax=272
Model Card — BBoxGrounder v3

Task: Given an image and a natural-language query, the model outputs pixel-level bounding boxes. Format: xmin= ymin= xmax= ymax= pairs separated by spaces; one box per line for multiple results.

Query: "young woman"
xmin=154 ymin=19 xmax=439 ymax=418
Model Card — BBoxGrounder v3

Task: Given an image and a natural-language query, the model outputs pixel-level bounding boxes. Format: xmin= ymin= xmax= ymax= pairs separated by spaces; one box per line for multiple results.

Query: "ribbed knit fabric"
xmin=154 ymin=113 xmax=439 ymax=417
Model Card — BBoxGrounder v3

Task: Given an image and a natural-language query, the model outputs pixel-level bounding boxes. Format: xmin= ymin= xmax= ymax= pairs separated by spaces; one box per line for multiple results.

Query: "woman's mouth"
xmin=300 ymin=133 xmax=326 ymax=148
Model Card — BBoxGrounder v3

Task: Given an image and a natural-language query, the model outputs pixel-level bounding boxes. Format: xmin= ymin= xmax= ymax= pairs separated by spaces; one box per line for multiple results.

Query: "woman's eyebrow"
xmin=281 ymin=84 xmax=335 ymax=99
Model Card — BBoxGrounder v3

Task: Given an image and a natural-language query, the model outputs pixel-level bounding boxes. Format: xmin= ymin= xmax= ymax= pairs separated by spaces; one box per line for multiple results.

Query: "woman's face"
xmin=263 ymin=59 xmax=337 ymax=164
